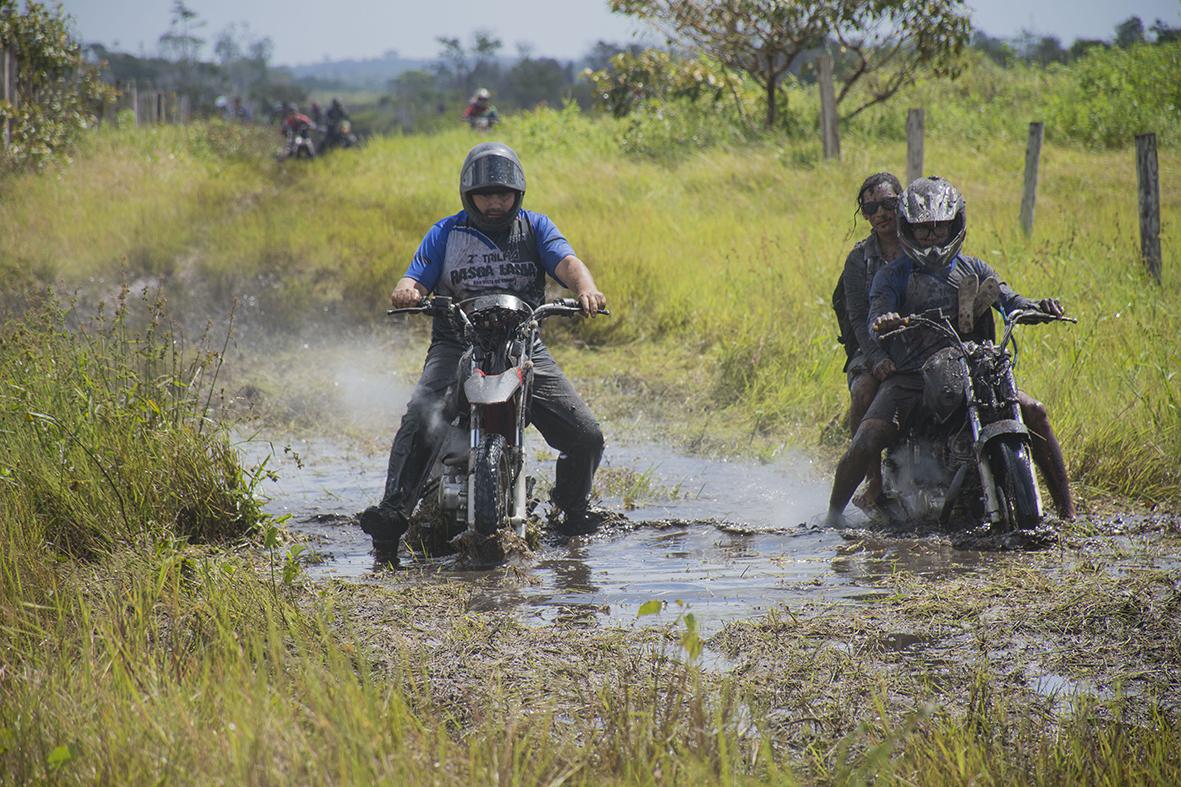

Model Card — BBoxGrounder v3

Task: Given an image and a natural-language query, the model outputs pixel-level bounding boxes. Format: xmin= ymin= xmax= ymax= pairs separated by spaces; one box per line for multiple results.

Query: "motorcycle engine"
xmin=437 ymin=466 xmax=468 ymax=528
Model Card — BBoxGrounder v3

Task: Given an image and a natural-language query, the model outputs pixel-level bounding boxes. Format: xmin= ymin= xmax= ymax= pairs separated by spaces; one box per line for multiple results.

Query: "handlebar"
xmin=533 ymin=297 xmax=610 ymax=321
xmin=386 ymin=296 xmax=609 ymax=323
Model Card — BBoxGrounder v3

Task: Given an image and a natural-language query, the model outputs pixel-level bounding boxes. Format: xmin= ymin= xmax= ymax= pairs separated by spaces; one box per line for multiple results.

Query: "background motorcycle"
xmin=283 ymin=125 xmax=315 ymax=159
xmin=876 ymin=306 xmax=1074 ymax=530
xmin=388 ymin=294 xmax=608 ymax=554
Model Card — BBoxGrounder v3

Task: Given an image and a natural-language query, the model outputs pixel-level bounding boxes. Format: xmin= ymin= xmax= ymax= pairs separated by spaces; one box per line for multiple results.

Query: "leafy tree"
xmin=1150 ymin=19 xmax=1181 ymax=44
xmin=0 ymin=0 xmax=114 ymax=171
xmin=501 ymin=56 xmax=569 ymax=109
xmin=1069 ymin=38 xmax=1107 ymax=59
xmin=971 ymin=30 xmax=1014 ymax=66
xmin=158 ymin=1 xmax=204 ymax=63
xmin=1114 ymin=16 xmax=1147 ymax=48
xmin=609 ymin=0 xmax=971 ymax=127
xmin=584 ymin=49 xmax=738 ymax=118
xmin=434 ymin=30 xmax=502 ymax=97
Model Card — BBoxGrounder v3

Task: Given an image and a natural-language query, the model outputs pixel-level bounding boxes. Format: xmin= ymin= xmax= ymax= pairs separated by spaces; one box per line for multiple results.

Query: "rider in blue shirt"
xmin=826 ymin=176 xmax=1074 ymax=525
xmin=360 ymin=143 xmax=609 ymax=551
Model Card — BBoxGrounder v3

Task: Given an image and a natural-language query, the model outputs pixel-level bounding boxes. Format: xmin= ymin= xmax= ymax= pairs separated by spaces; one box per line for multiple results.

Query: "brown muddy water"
xmin=244 ymin=434 xmax=1016 ymax=634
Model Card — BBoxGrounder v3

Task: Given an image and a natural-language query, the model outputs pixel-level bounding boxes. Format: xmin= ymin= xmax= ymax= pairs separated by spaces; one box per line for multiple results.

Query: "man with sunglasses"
xmin=825 ymin=176 xmax=1074 ymax=526
xmin=360 ymin=142 xmax=609 ymax=552
xmin=836 ymin=172 xmax=904 ymax=511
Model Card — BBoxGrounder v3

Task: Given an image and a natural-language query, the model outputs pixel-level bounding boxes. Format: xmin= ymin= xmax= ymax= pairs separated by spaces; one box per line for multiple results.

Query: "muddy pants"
xmin=380 ymin=337 xmax=604 ymax=517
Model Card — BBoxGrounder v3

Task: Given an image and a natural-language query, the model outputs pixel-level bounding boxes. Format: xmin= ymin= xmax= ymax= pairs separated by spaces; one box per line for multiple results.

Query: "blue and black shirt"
xmin=867 ymin=254 xmax=1037 ymax=372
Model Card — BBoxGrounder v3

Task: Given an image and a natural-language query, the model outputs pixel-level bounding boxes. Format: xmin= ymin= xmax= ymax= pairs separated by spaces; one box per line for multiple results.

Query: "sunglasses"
xmin=860 ymin=198 xmax=897 ymax=216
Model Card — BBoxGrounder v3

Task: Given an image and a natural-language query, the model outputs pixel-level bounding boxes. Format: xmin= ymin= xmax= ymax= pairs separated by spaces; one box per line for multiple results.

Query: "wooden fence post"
xmin=906 ymin=108 xmax=924 ymax=185
xmin=1020 ymin=122 xmax=1045 ymax=236
xmin=817 ymin=53 xmax=840 ymax=160
xmin=2 ymin=46 xmax=17 ymax=149
xmin=1136 ymin=132 xmax=1162 ymax=284
xmin=129 ymin=81 xmax=140 ymax=126
xmin=179 ymin=94 xmax=191 ymax=124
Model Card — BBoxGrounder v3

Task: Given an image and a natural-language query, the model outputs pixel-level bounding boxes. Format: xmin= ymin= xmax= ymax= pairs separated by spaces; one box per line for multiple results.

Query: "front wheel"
xmin=473 ymin=434 xmax=514 ymax=535
xmin=990 ymin=438 xmax=1041 ymax=530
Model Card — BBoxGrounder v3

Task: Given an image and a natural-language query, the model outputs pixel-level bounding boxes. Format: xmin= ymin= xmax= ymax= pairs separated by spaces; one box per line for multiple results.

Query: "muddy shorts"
xmin=845 ymin=351 xmax=870 ymax=390
xmin=863 ymin=372 xmax=925 ymax=431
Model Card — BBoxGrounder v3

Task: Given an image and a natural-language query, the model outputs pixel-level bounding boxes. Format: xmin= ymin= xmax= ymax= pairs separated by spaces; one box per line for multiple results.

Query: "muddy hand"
xmin=577 ymin=289 xmax=606 ymax=317
xmin=390 ymin=286 xmax=423 ymax=309
xmin=872 ymin=358 xmax=895 ymax=381
xmin=1038 ymin=298 xmax=1064 ymax=318
xmin=872 ymin=312 xmax=904 ymax=333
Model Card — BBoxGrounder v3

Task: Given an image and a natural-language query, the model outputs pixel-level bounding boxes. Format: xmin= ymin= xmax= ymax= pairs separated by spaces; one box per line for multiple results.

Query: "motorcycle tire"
xmin=990 ymin=437 xmax=1041 ymax=530
xmin=473 ymin=433 xmax=513 ymax=536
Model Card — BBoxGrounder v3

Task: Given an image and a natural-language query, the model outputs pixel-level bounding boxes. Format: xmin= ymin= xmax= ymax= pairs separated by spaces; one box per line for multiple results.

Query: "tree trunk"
xmin=764 ymin=75 xmax=776 ymax=128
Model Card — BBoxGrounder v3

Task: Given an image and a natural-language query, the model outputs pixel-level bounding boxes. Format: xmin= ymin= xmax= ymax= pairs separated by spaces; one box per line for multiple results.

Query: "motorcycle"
xmin=284 ymin=125 xmax=316 ymax=159
xmin=319 ymin=119 xmax=358 ymax=152
xmin=874 ymin=306 xmax=1075 ymax=530
xmin=387 ymin=294 xmax=609 ymax=553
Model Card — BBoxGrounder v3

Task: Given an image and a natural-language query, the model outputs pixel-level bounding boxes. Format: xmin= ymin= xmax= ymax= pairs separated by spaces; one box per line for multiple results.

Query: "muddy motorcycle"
xmin=875 ymin=307 xmax=1075 ymax=530
xmin=388 ymin=294 xmax=608 ymax=550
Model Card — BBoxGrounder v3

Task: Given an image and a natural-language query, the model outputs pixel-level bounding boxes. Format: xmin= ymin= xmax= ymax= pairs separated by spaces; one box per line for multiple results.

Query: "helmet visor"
xmin=462 ymin=155 xmax=525 ymax=193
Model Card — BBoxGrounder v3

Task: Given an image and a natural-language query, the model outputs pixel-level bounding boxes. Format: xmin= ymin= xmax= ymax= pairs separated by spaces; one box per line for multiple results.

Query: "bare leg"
xmin=1018 ymin=391 xmax=1075 ymax=519
xmin=827 ymin=418 xmax=897 ymax=525
xmin=848 ymin=373 xmax=882 ymax=507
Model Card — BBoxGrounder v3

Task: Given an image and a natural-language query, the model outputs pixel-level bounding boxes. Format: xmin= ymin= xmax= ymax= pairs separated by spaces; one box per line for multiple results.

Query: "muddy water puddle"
xmin=246 ymin=436 xmax=1006 ymax=633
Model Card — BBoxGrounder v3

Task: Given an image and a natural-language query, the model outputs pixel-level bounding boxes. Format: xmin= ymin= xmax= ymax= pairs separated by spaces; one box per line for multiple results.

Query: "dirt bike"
xmin=875 ymin=306 xmax=1075 ymax=530
xmin=387 ymin=294 xmax=608 ymax=552
xmin=319 ymin=119 xmax=358 ymax=152
xmin=284 ymin=125 xmax=316 ymax=159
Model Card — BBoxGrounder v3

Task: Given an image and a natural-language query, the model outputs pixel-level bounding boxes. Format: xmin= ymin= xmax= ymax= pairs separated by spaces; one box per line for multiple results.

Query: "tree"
xmin=158 ymin=1 xmax=204 ymax=63
xmin=1114 ymin=16 xmax=1146 ymax=48
xmin=609 ymin=0 xmax=971 ymax=127
xmin=0 ymin=0 xmax=114 ymax=170
xmin=213 ymin=23 xmax=273 ymax=102
xmin=1150 ymin=19 xmax=1181 ymax=44
xmin=434 ymin=30 xmax=502 ymax=97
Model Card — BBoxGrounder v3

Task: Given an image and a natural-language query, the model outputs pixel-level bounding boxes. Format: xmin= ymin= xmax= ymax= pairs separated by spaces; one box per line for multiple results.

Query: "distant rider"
xmin=360 ymin=142 xmax=608 ymax=551
xmin=463 ymin=88 xmax=500 ymax=129
xmin=825 ymin=176 xmax=1075 ymax=525
xmin=280 ymin=103 xmax=316 ymax=156
xmin=834 ymin=172 xmax=903 ymax=512
xmin=321 ymin=98 xmax=353 ymax=149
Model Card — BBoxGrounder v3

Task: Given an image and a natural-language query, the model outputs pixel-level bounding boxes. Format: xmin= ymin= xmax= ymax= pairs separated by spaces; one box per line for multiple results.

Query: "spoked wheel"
xmin=989 ymin=437 xmax=1042 ymax=530
xmin=473 ymin=434 xmax=514 ymax=536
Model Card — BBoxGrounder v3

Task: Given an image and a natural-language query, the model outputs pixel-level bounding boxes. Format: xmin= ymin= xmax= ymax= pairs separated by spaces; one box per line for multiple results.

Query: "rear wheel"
xmin=473 ymin=434 xmax=514 ymax=535
xmin=990 ymin=438 xmax=1041 ymax=530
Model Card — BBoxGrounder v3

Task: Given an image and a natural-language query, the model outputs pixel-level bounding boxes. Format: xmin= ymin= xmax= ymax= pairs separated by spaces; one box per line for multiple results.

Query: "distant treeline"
xmin=82 ymin=7 xmax=1181 ymax=136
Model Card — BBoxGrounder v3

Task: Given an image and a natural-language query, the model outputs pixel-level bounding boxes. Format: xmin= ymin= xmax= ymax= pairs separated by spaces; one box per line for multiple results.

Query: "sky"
xmin=60 ymin=0 xmax=1181 ymax=66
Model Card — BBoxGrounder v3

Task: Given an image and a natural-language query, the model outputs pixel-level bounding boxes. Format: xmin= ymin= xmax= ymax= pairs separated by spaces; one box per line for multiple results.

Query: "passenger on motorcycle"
xmin=360 ymin=142 xmax=608 ymax=551
xmin=833 ymin=172 xmax=903 ymax=511
xmin=464 ymin=88 xmax=500 ymax=129
xmin=320 ymin=98 xmax=356 ymax=150
xmin=825 ymin=176 xmax=1075 ymax=525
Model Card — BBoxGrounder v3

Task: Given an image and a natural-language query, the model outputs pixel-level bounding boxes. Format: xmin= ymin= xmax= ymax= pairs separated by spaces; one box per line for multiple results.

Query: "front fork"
xmin=464 ymin=340 xmax=535 ymax=537
xmin=962 ymin=357 xmax=1004 ymax=523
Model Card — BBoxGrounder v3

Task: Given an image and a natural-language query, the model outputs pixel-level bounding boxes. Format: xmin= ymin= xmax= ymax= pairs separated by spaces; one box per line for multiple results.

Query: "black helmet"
xmin=898 ymin=176 xmax=966 ymax=272
xmin=459 ymin=142 xmax=526 ymax=232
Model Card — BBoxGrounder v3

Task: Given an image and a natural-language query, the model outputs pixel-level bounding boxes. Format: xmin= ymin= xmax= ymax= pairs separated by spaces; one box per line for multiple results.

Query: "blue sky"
xmin=61 ymin=0 xmax=1181 ymax=65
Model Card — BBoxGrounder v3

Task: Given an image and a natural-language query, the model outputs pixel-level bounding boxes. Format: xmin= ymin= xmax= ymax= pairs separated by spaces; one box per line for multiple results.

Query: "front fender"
xmin=464 ymin=367 xmax=524 ymax=404
xmin=975 ymin=419 xmax=1029 ymax=458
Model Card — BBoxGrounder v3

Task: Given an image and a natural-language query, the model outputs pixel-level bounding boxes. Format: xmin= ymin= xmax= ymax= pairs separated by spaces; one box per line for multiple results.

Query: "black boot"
xmin=359 ymin=504 xmax=408 ymax=553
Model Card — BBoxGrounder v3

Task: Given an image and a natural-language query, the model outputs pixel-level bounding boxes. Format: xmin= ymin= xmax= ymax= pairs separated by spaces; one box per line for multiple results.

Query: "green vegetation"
xmin=1 ymin=49 xmax=1178 ymax=783
xmin=2 ymin=49 xmax=1176 ymax=500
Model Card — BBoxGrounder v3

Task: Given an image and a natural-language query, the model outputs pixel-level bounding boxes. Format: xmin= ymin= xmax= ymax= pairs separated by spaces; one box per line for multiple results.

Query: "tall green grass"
xmin=0 ymin=57 xmax=1177 ymax=503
